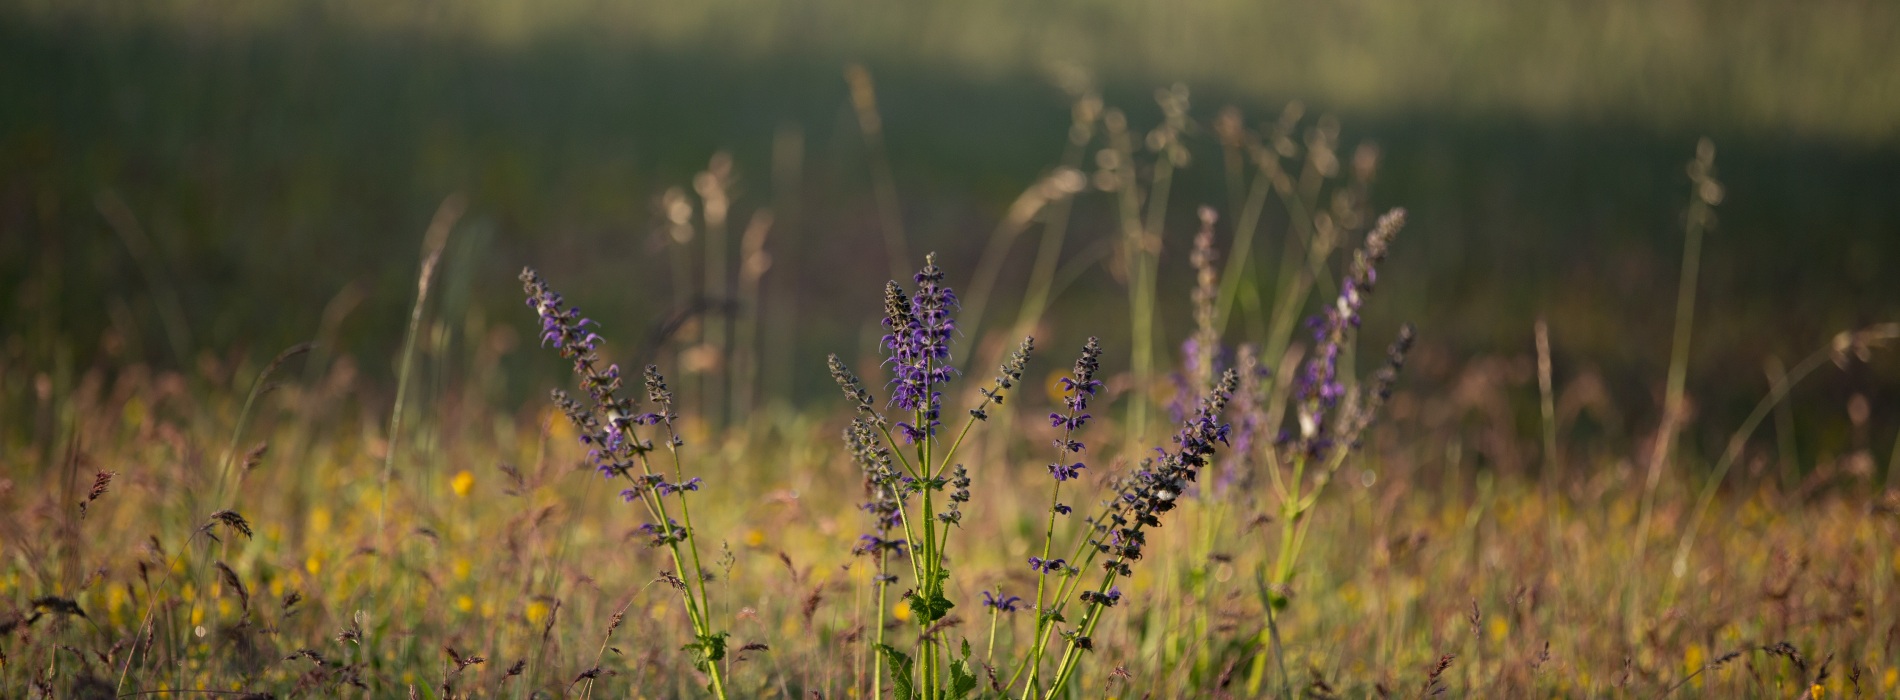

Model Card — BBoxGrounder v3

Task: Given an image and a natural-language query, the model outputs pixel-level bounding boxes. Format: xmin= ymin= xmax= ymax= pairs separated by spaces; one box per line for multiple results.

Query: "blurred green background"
xmin=3 ymin=0 xmax=1897 ymax=448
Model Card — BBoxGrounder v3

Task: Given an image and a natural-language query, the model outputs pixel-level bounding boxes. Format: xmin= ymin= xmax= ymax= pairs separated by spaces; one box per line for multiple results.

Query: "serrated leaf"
xmin=949 ymin=658 xmax=979 ymax=699
xmin=681 ymin=632 xmax=730 ymax=672
xmin=877 ymin=643 xmax=916 ymax=700
xmin=907 ymin=590 xmax=956 ymax=624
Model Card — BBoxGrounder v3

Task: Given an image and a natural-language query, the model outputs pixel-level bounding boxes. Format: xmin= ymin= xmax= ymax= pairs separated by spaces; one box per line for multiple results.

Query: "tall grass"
xmin=1 ymin=87 xmax=1897 ymax=700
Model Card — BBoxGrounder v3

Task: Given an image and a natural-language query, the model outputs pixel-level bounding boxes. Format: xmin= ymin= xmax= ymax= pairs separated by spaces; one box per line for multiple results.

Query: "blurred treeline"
xmin=3 ymin=0 xmax=1897 ymax=453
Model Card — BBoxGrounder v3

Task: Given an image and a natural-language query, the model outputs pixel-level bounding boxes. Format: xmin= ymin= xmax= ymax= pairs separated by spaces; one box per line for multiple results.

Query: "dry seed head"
xmin=242 ymin=442 xmax=268 ymax=471
xmin=215 ymin=561 xmax=250 ymax=612
xmin=207 ymin=510 xmax=254 ymax=541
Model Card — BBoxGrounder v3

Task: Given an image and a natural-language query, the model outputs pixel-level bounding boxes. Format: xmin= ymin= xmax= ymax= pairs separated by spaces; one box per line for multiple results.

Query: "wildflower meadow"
xmin=4 ymin=3 xmax=1900 ymax=698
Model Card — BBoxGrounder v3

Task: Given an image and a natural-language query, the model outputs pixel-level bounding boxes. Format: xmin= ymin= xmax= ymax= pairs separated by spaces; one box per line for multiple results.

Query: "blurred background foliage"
xmin=3 ymin=0 xmax=1897 ymax=454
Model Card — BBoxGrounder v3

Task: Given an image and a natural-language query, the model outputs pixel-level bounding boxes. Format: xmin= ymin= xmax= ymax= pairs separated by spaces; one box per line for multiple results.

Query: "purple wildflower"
xmin=1078 ymin=587 xmax=1123 ymax=608
xmin=522 ymin=268 xmax=648 ymax=481
xmin=882 ymin=280 xmax=927 ymax=413
xmin=1027 ymin=557 xmax=1069 ymax=575
xmin=845 ymin=418 xmax=906 ymax=561
xmin=853 ymin=535 xmax=909 ymax=557
xmin=981 ymin=590 xmax=1023 ymax=613
xmin=639 ymin=519 xmax=686 ymax=547
xmin=1296 ymin=210 xmax=1404 ymax=447
xmin=657 ymin=477 xmax=702 ymax=496
xmin=1091 ymin=369 xmax=1239 ymax=576
xmin=884 ymin=253 xmax=963 ymax=442
xmin=1046 ymin=338 xmax=1103 ymax=487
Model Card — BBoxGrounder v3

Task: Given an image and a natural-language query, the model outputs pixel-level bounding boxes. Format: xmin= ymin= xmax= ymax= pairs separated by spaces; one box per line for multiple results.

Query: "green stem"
xmin=873 ymin=551 xmax=889 ymax=699
xmin=1214 ymin=157 xmax=1274 ymax=333
xmin=1042 ymin=568 xmax=1123 ymax=699
xmin=1020 ymin=479 xmax=1064 ymax=698
xmin=1629 ymin=165 xmax=1713 ymax=626
xmin=1005 ymin=500 xmax=1115 ymax=694
xmin=1666 ymin=345 xmax=1833 ymax=600
xmin=986 ymin=609 xmax=1000 ymax=662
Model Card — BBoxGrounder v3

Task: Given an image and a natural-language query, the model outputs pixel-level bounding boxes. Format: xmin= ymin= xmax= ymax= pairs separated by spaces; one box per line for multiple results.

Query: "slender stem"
xmin=1005 ymin=500 xmax=1115 ymax=693
xmin=1665 ymin=346 xmax=1833 ymax=599
xmin=935 ymin=412 xmax=983 ymax=477
xmin=622 ymin=461 xmax=722 ymax=697
xmin=612 ymin=405 xmax=727 ymax=699
xmin=1271 ymin=454 xmax=1308 ymax=585
xmin=1021 ymin=478 xmax=1064 ymax=697
xmin=986 ymin=610 xmax=1000 ymax=662
xmin=873 ymin=551 xmax=889 ymax=699
xmin=1631 ymin=151 xmax=1717 ymax=623
xmin=919 ymin=474 xmax=938 ymax=696
xmin=661 ymin=434 xmax=718 ymax=634
xmin=1025 ymin=382 xmax=1085 ymax=694
xmin=1042 ymin=567 xmax=1124 ymax=698
xmin=363 ymin=197 xmax=460 ymax=692
xmin=913 ymin=379 xmax=939 ymax=699
xmin=875 ymin=423 xmax=925 ymax=481
xmin=1215 ymin=157 xmax=1275 ymax=332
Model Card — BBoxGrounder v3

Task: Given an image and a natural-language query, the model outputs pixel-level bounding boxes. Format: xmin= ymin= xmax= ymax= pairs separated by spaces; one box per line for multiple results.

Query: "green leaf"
xmin=877 ymin=643 xmax=916 ymax=700
xmin=681 ymin=631 xmax=730 ymax=671
xmin=949 ymin=658 xmax=979 ymax=699
xmin=907 ymin=590 xmax=957 ymax=624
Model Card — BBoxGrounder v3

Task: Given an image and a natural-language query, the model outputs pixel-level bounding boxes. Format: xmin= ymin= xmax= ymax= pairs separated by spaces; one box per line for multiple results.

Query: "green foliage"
xmin=878 ymin=644 xmax=917 ymax=700
xmin=684 ymin=631 xmax=731 ymax=671
xmin=949 ymin=662 xmax=978 ymax=699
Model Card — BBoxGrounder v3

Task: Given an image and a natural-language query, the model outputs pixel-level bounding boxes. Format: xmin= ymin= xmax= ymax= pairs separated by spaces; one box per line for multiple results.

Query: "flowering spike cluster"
xmin=846 ymin=419 xmax=906 ymax=570
xmin=938 ymin=464 xmax=971 ymax=525
xmin=1188 ymin=207 xmax=1222 ymax=390
xmin=883 ymin=253 xmax=962 ymax=442
xmin=1297 ymin=209 xmax=1405 ymax=449
xmin=1341 ymin=324 xmax=1417 ymax=444
xmin=1092 ymin=369 xmax=1238 ymax=576
xmin=1216 ymin=344 xmax=1268 ymax=495
xmin=642 ymin=366 xmax=685 ymax=448
xmin=912 ymin=254 xmax=959 ymax=377
xmin=522 ymin=268 xmax=650 ymax=482
xmin=1047 ymin=338 xmax=1103 ymax=485
xmin=828 ymin=354 xmax=883 ymax=425
xmin=882 ymin=281 xmax=924 ymax=410
xmin=973 ymin=337 xmax=1034 ymax=421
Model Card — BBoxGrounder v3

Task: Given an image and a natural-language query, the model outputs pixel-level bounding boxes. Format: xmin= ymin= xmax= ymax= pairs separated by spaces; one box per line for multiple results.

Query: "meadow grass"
xmin=3 ymin=110 xmax=1900 ymax=700
xmin=3 ymin=38 xmax=1899 ymax=696
xmin=3 ymin=341 xmax=1897 ymax=697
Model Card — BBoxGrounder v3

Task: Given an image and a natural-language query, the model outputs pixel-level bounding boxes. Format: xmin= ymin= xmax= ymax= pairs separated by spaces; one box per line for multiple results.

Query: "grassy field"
xmin=3 ymin=243 xmax=1897 ymax=697
xmin=4 ymin=2 xmax=1900 ymax=698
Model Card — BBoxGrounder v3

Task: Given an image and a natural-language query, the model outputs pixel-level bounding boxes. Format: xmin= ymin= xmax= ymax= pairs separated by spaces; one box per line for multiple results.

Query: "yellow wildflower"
xmin=451 ymin=470 xmax=475 ymax=498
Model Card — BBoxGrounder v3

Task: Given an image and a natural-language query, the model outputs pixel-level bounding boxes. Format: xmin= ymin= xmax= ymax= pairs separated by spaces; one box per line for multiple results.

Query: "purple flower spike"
xmin=1296 ymin=210 xmax=1405 ymax=446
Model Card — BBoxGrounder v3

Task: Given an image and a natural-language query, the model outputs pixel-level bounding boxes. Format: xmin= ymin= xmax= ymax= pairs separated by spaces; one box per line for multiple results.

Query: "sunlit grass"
xmin=3 ymin=359 xmax=1896 ymax=697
